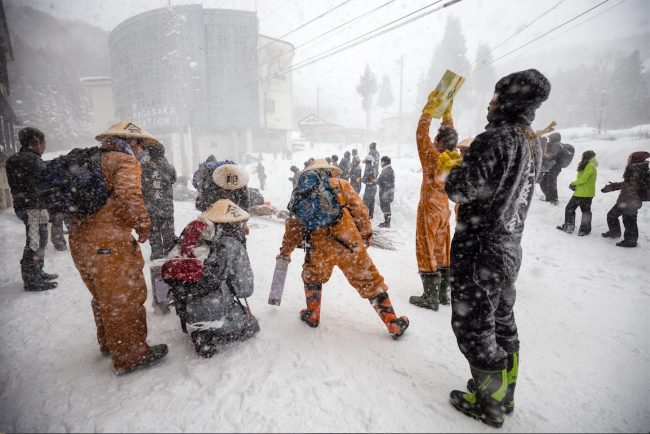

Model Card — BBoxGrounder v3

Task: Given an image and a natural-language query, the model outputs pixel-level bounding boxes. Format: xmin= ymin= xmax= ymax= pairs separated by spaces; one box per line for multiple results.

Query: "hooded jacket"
xmin=6 ymin=147 xmax=47 ymax=210
xmin=571 ymin=158 xmax=598 ymax=198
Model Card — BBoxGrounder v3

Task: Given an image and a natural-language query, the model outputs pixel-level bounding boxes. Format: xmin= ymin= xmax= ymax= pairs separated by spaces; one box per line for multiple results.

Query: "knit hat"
xmin=629 ymin=151 xmax=650 ymax=164
xmin=494 ymin=69 xmax=551 ymax=114
xmin=548 ymin=132 xmax=561 ymax=144
xmin=201 ymin=199 xmax=250 ymax=223
xmin=95 ymin=121 xmax=160 ymax=146
xmin=364 ymin=154 xmax=374 ymax=164
xmin=302 ymin=158 xmax=342 ymax=177
xmin=212 ymin=164 xmax=249 ymax=190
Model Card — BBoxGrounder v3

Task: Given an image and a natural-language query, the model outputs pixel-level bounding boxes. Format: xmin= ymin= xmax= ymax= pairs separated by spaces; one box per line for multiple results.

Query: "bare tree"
xmin=588 ymin=53 xmax=616 ymax=134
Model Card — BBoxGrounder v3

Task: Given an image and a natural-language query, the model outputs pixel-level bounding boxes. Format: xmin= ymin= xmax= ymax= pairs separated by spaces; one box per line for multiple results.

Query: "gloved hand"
xmin=363 ymin=236 xmax=372 ymax=248
xmin=422 ymin=89 xmax=443 ymax=117
xmin=601 ymin=182 xmax=616 ymax=193
xmin=437 ymin=150 xmax=462 ymax=174
xmin=136 ymin=227 xmax=150 ymax=244
xmin=569 ymin=183 xmax=576 ymax=191
xmin=276 ymin=253 xmax=291 ymax=262
xmin=442 ymin=100 xmax=454 ymax=126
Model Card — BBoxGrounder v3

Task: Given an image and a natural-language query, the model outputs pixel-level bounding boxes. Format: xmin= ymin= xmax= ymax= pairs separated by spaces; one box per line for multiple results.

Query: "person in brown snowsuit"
xmin=69 ymin=121 xmax=168 ymax=375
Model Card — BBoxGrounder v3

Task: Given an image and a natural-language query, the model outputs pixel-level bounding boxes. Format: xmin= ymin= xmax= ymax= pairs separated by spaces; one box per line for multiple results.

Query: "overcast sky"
xmin=14 ymin=0 xmax=650 ymax=127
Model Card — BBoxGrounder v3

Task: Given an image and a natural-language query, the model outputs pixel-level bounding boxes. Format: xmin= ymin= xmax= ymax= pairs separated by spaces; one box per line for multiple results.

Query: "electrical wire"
xmin=474 ymin=0 xmax=611 ymax=72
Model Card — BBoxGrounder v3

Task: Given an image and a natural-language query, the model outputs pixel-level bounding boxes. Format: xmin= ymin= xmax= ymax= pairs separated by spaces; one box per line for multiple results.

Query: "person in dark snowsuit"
xmin=255 ymin=162 xmax=267 ymax=191
xmin=377 ymin=156 xmax=395 ymax=228
xmin=369 ymin=142 xmax=380 ymax=174
xmin=556 ymin=150 xmax=597 ymax=236
xmin=539 ymin=132 xmax=563 ymax=204
xmin=140 ymin=143 xmax=177 ymax=260
xmin=164 ymin=199 xmax=259 ymax=358
xmin=6 ymin=127 xmax=59 ymax=291
xmin=362 ymin=154 xmax=378 ymax=219
xmin=348 ymin=158 xmax=362 ymax=193
xmin=338 ymin=151 xmax=351 ymax=179
xmin=601 ymin=151 xmax=650 ymax=247
xmin=288 ymin=165 xmax=301 ymax=188
xmin=445 ymin=69 xmax=551 ymax=428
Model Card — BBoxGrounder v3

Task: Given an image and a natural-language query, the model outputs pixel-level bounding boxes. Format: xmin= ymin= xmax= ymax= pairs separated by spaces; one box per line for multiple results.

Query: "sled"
xmin=268 ymin=258 xmax=290 ymax=306
xmin=150 ymin=259 xmax=171 ymax=314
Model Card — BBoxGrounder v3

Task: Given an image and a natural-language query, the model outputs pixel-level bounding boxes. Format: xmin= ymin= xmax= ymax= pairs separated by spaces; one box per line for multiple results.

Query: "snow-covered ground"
xmin=1 ymin=130 xmax=649 ymax=432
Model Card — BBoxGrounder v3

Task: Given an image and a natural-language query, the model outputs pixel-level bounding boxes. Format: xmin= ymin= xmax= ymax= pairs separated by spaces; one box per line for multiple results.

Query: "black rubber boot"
xmin=616 ymin=240 xmax=637 ymax=248
xmin=467 ymin=352 xmax=518 ymax=415
xmin=450 ymin=366 xmax=507 ymax=428
xmin=438 ymin=268 xmax=450 ymax=305
xmin=38 ymin=259 xmax=59 ymax=280
xmin=409 ymin=272 xmax=440 ymax=311
xmin=556 ymin=223 xmax=574 ymax=234
xmin=21 ymin=261 xmax=57 ymax=291
xmin=300 ymin=283 xmax=322 ymax=327
xmin=379 ymin=214 xmax=391 ymax=228
xmin=116 ymin=344 xmax=168 ymax=375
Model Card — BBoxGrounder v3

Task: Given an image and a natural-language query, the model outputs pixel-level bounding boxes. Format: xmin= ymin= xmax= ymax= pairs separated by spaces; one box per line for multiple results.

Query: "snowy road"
xmin=1 ymin=134 xmax=649 ymax=432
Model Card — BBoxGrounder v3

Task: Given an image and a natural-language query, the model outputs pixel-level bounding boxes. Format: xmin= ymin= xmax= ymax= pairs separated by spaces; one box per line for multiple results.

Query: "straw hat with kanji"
xmin=201 ymin=199 xmax=250 ymax=223
xmin=95 ymin=121 xmax=160 ymax=146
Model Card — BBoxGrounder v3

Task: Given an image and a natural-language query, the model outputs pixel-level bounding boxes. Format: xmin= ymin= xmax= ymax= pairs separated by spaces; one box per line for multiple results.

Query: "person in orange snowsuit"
xmin=69 ymin=121 xmax=168 ymax=375
xmin=277 ymin=159 xmax=409 ymax=339
xmin=410 ymin=97 xmax=460 ymax=311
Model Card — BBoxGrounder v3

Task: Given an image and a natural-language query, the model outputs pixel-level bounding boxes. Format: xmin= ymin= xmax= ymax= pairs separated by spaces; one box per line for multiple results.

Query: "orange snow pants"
xmin=415 ymin=193 xmax=451 ymax=272
xmin=70 ymin=225 xmax=150 ymax=373
xmin=302 ymin=214 xmax=388 ymax=300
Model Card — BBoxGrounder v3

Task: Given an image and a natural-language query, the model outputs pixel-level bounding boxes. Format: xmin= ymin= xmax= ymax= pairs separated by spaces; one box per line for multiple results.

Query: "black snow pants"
xmin=379 ymin=189 xmax=393 ymax=218
xmin=564 ymin=196 xmax=593 ymax=233
xmin=450 ymin=235 xmax=519 ymax=371
xmin=607 ymin=203 xmax=639 ymax=242
xmin=149 ymin=214 xmax=177 ymax=260
xmin=541 ymin=168 xmax=561 ymax=202
xmin=363 ymin=185 xmax=378 ymax=220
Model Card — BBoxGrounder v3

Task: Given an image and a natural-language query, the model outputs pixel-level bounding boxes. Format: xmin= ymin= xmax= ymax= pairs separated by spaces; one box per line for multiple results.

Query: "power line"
xmin=258 ymin=0 xmax=355 ymax=52
xmin=262 ymin=0 xmax=460 ymax=82
xmin=518 ymin=0 xmax=628 ymax=58
xmin=490 ymin=0 xmax=565 ymax=52
xmin=259 ymin=0 xmax=396 ymax=70
xmin=474 ymin=0 xmax=611 ymax=72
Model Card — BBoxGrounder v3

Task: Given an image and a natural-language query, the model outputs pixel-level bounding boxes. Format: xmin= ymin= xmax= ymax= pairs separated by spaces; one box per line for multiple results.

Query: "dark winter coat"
xmin=362 ymin=163 xmax=377 ymax=186
xmin=141 ymin=153 xmax=177 ymax=218
xmin=541 ymin=141 xmax=562 ymax=174
xmin=6 ymin=147 xmax=47 ymax=210
xmin=377 ymin=164 xmax=395 ymax=203
xmin=349 ymin=164 xmax=362 ymax=192
xmin=193 ymin=160 xmax=250 ymax=212
xmin=338 ymin=155 xmax=351 ymax=178
xmin=606 ymin=161 xmax=648 ymax=211
xmin=369 ymin=148 xmax=380 ymax=173
xmin=445 ymin=108 xmax=542 ymax=281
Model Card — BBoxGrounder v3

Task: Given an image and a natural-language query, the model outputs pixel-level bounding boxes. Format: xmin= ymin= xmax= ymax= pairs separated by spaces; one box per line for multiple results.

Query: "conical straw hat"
xmin=201 ymin=199 xmax=250 ymax=223
xmin=95 ymin=121 xmax=160 ymax=146
xmin=302 ymin=158 xmax=342 ymax=177
xmin=212 ymin=164 xmax=250 ymax=190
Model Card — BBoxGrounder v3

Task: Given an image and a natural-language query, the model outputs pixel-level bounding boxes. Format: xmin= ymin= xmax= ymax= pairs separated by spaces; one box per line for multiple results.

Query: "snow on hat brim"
xmin=212 ymin=164 xmax=249 ymax=190
xmin=201 ymin=199 xmax=250 ymax=223
xmin=363 ymin=154 xmax=375 ymax=164
xmin=95 ymin=121 xmax=160 ymax=146
xmin=302 ymin=158 xmax=342 ymax=177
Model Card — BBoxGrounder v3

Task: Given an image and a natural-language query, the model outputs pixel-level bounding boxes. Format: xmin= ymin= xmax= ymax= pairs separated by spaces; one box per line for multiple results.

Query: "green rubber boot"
xmin=409 ymin=272 xmax=440 ymax=311
xmin=450 ymin=366 xmax=508 ymax=428
xmin=467 ymin=352 xmax=518 ymax=415
xmin=438 ymin=268 xmax=450 ymax=305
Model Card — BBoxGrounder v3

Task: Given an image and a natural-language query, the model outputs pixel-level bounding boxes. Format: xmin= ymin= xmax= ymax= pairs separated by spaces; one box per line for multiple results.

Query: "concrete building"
xmin=103 ymin=5 xmax=293 ymax=175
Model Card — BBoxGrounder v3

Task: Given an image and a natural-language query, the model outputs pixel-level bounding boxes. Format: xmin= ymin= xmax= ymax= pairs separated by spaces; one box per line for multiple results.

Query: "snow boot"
xmin=601 ymin=231 xmax=620 ymax=238
xmin=438 ymin=268 xmax=451 ymax=305
xmin=409 ymin=272 xmax=440 ymax=311
xmin=556 ymin=223 xmax=574 ymax=234
xmin=38 ymin=259 xmax=59 ymax=281
xmin=370 ymin=292 xmax=409 ymax=340
xmin=467 ymin=352 xmax=518 ymax=415
xmin=616 ymin=240 xmax=637 ymax=248
xmin=450 ymin=366 xmax=508 ymax=428
xmin=116 ymin=344 xmax=168 ymax=375
xmin=21 ymin=261 xmax=57 ymax=291
xmin=577 ymin=230 xmax=590 ymax=237
xmin=300 ymin=283 xmax=322 ymax=328
xmin=378 ymin=214 xmax=391 ymax=228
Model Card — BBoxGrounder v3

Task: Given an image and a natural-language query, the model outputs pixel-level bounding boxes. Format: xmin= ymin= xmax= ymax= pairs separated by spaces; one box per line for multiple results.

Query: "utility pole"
xmin=397 ymin=55 xmax=404 ymax=158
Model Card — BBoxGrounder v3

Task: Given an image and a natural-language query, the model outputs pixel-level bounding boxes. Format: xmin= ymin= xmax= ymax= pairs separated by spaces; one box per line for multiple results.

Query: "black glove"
xmin=569 ymin=184 xmax=576 ymax=191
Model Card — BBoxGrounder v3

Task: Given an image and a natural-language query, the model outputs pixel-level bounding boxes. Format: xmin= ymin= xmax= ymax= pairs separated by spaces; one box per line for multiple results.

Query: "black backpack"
xmin=559 ymin=143 xmax=575 ymax=169
xmin=39 ymin=147 xmax=109 ymax=218
xmin=635 ymin=162 xmax=650 ymax=201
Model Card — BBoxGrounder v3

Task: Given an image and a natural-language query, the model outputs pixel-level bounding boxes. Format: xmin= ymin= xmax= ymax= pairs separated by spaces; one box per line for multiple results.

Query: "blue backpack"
xmin=39 ymin=147 xmax=109 ymax=218
xmin=288 ymin=170 xmax=342 ymax=232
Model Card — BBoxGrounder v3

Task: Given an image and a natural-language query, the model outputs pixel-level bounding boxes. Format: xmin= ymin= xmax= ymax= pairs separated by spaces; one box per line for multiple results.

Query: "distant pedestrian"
xmin=362 ymin=154 xmax=377 ymax=219
xmin=540 ymin=132 xmax=564 ymax=205
xmin=349 ymin=158 xmax=362 ymax=193
xmin=601 ymin=151 xmax=650 ymax=247
xmin=6 ymin=127 xmax=58 ymax=291
xmin=289 ymin=165 xmax=301 ymax=188
xmin=369 ymin=142 xmax=380 ymax=173
xmin=351 ymin=149 xmax=360 ymax=165
xmin=331 ymin=154 xmax=339 ymax=168
xmin=255 ymin=162 xmax=267 ymax=190
xmin=339 ymin=151 xmax=351 ymax=179
xmin=557 ymin=150 xmax=597 ymax=236
xmin=377 ymin=156 xmax=394 ymax=228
